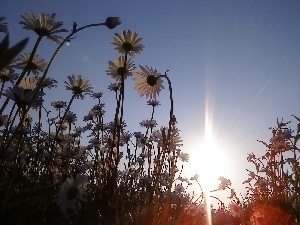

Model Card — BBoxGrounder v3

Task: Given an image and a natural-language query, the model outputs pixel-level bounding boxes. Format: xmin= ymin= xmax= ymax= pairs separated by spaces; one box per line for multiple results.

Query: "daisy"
xmin=14 ymin=53 xmax=47 ymax=75
xmin=104 ymin=17 xmax=122 ymax=29
xmin=111 ymin=30 xmax=144 ymax=56
xmin=151 ymin=126 xmax=183 ymax=151
xmin=140 ymin=119 xmax=157 ymax=129
xmin=19 ymin=11 xmax=68 ymax=44
xmin=91 ymin=91 xmax=103 ymax=99
xmin=0 ymin=16 xmax=8 ymax=33
xmin=3 ymin=86 xmax=43 ymax=108
xmin=147 ymin=100 xmax=160 ymax=107
xmin=64 ymin=75 xmax=93 ymax=99
xmin=18 ymin=76 xmax=36 ymax=90
xmin=179 ymin=152 xmax=190 ymax=162
xmin=51 ymin=101 xmax=67 ymax=109
xmin=133 ymin=65 xmax=164 ymax=100
xmin=55 ymin=175 xmax=87 ymax=213
xmin=108 ymin=82 xmax=121 ymax=92
xmin=106 ymin=56 xmax=135 ymax=81
xmin=35 ymin=76 xmax=57 ymax=89
xmin=0 ymin=67 xmax=18 ymax=84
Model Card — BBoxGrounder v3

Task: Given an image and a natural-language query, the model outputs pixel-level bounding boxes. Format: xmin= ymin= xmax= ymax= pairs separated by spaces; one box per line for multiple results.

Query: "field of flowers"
xmin=0 ymin=12 xmax=299 ymax=225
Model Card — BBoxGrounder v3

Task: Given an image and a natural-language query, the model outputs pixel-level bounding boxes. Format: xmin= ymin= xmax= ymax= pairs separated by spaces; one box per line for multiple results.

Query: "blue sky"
xmin=1 ymin=0 xmax=300 ymax=197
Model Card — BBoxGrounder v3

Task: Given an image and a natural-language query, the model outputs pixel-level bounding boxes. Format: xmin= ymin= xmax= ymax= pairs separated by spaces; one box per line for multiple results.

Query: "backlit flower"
xmin=106 ymin=56 xmax=135 ymax=81
xmin=64 ymin=75 xmax=93 ymax=99
xmin=218 ymin=176 xmax=231 ymax=190
xmin=14 ymin=53 xmax=47 ymax=75
xmin=51 ymin=101 xmax=67 ymax=109
xmin=133 ymin=65 xmax=164 ymax=100
xmin=3 ymin=86 xmax=43 ymax=108
xmin=111 ymin=30 xmax=144 ymax=56
xmin=179 ymin=152 xmax=190 ymax=162
xmin=55 ymin=175 xmax=87 ymax=213
xmin=35 ymin=76 xmax=57 ymax=89
xmin=0 ymin=16 xmax=8 ymax=33
xmin=147 ymin=100 xmax=160 ymax=107
xmin=18 ymin=76 xmax=36 ymax=90
xmin=108 ymin=82 xmax=121 ymax=92
xmin=19 ymin=11 xmax=68 ymax=44
xmin=0 ymin=67 xmax=18 ymax=84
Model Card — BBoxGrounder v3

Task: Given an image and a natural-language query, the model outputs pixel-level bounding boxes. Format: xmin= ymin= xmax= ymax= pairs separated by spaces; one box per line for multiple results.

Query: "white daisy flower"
xmin=133 ymin=65 xmax=164 ymax=100
xmin=14 ymin=53 xmax=47 ymax=75
xmin=111 ymin=30 xmax=144 ymax=56
xmin=106 ymin=56 xmax=135 ymax=81
xmin=64 ymin=74 xmax=93 ymax=99
xmin=55 ymin=175 xmax=87 ymax=213
xmin=19 ymin=11 xmax=68 ymax=44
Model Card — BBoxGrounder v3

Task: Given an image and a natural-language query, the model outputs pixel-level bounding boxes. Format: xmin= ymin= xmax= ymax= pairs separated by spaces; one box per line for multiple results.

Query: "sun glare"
xmin=187 ymin=103 xmax=229 ymax=224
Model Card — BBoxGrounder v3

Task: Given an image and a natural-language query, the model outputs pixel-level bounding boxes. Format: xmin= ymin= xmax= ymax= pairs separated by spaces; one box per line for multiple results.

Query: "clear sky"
xmin=1 ymin=0 xmax=300 ymax=198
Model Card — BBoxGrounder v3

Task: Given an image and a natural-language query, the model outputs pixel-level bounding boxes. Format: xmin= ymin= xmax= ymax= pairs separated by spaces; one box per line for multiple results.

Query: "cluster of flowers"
xmin=1 ymin=12 xmax=299 ymax=225
xmin=0 ymin=12 xmax=216 ymax=225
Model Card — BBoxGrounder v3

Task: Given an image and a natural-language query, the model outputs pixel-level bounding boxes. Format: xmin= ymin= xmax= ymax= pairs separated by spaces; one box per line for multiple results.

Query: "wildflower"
xmin=19 ymin=11 xmax=68 ymax=44
xmin=179 ymin=152 xmax=190 ymax=162
xmin=0 ymin=67 xmax=18 ymax=84
xmin=108 ymin=82 xmax=121 ymax=92
xmin=0 ymin=16 xmax=8 ymax=33
xmin=14 ymin=53 xmax=47 ymax=75
xmin=3 ymin=86 xmax=43 ymax=108
xmin=55 ymin=175 xmax=87 ymax=213
xmin=133 ymin=65 xmax=164 ymax=100
xmin=147 ymin=100 xmax=160 ymax=107
xmin=218 ymin=176 xmax=231 ymax=190
xmin=111 ymin=30 xmax=144 ymax=56
xmin=51 ymin=101 xmax=67 ymax=109
xmin=151 ymin=126 xmax=183 ymax=151
xmin=190 ymin=174 xmax=199 ymax=181
xmin=106 ymin=56 xmax=135 ymax=81
xmin=91 ymin=91 xmax=103 ymax=99
xmin=64 ymin=111 xmax=77 ymax=124
xmin=18 ymin=76 xmax=36 ymax=90
xmin=64 ymin=75 xmax=93 ymax=99
xmin=104 ymin=17 xmax=122 ymax=29
xmin=247 ymin=153 xmax=255 ymax=162
xmin=140 ymin=119 xmax=157 ymax=129
xmin=35 ymin=76 xmax=57 ymax=89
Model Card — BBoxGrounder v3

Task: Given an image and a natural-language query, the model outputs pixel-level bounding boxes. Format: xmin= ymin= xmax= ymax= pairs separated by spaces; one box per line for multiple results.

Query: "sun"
xmin=187 ymin=105 xmax=229 ymax=194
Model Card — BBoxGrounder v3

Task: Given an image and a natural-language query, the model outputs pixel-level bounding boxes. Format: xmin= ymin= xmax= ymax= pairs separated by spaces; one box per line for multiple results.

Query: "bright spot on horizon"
xmin=187 ymin=102 xmax=230 ymax=194
xmin=187 ymin=103 xmax=229 ymax=225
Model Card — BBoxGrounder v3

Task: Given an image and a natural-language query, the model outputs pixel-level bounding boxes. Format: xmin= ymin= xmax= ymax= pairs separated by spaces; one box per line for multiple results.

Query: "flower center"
xmin=122 ymin=42 xmax=133 ymax=52
xmin=117 ymin=67 xmax=127 ymax=76
xmin=72 ymin=86 xmax=82 ymax=95
xmin=146 ymin=75 xmax=157 ymax=86
xmin=27 ymin=61 xmax=38 ymax=71
xmin=34 ymin=27 xmax=50 ymax=37
xmin=67 ymin=185 xmax=79 ymax=200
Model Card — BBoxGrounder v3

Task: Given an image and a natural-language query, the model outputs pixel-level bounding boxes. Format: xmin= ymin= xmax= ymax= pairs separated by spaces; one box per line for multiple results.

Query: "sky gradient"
xmin=1 ymin=0 xmax=300 ymax=197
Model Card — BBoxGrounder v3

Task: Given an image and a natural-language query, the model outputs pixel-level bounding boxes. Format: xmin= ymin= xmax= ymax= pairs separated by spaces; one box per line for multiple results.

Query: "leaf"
xmin=0 ymin=34 xmax=28 ymax=70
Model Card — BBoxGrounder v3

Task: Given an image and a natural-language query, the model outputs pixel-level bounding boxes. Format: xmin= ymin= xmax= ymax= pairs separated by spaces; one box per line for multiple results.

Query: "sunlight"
xmin=187 ymin=101 xmax=229 ymax=224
